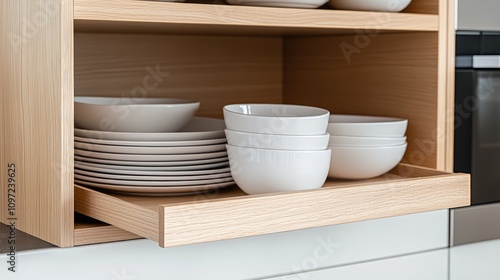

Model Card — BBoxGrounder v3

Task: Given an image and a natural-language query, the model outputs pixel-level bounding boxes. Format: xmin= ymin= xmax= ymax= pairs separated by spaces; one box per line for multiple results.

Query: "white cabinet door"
xmin=0 ymin=210 xmax=448 ymax=280
xmin=265 ymin=249 xmax=448 ymax=280
xmin=450 ymin=239 xmax=500 ymax=280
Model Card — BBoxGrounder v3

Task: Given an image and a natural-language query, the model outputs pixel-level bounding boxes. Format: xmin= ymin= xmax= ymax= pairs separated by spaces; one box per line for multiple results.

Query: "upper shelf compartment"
xmin=73 ymin=0 xmax=439 ymax=35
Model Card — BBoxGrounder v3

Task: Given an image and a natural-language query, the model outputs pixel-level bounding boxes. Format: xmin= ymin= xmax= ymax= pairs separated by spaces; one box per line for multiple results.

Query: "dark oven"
xmin=452 ymin=31 xmax=500 ymax=246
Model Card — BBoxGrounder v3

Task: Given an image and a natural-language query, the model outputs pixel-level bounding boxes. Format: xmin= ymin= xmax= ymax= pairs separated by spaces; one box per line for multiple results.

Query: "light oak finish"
xmin=284 ymin=32 xmax=440 ymax=169
xmin=75 ymin=33 xmax=282 ymax=118
xmin=0 ymin=0 xmax=74 ymax=247
xmin=73 ymin=0 xmax=438 ymax=35
xmin=444 ymin=0 xmax=457 ymax=172
xmin=74 ymin=164 xmax=470 ymax=248
xmin=404 ymin=0 xmax=439 ymax=14
xmin=74 ymin=219 xmax=141 ymax=246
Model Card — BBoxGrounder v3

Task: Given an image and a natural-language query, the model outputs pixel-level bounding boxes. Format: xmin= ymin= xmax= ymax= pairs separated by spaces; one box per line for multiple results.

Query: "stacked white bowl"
xmin=327 ymin=114 xmax=408 ymax=179
xmin=223 ymin=104 xmax=331 ymax=195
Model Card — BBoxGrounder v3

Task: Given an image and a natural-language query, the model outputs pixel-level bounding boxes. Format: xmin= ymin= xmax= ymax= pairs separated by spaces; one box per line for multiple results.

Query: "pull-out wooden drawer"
xmin=74 ymin=163 xmax=470 ymax=248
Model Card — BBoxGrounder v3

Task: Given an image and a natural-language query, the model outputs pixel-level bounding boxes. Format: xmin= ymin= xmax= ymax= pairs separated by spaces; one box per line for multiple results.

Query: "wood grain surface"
xmin=74 ymin=164 xmax=470 ymax=248
xmin=73 ymin=0 xmax=439 ymax=35
xmin=284 ymin=32 xmax=440 ymax=169
xmin=0 ymin=0 xmax=74 ymax=247
xmin=74 ymin=219 xmax=141 ymax=246
xmin=74 ymin=33 xmax=282 ymax=118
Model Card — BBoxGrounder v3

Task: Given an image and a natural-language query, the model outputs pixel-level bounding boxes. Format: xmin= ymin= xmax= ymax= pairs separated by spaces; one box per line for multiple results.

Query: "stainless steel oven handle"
xmin=473 ymin=55 xmax=500 ymax=69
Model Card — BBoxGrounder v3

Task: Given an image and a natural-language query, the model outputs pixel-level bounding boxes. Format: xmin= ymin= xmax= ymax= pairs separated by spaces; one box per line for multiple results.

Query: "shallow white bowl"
xmin=225 ymin=129 xmax=329 ymax=151
xmin=328 ymin=0 xmax=411 ymax=12
xmin=227 ymin=0 xmax=328 ymax=8
xmin=227 ymin=145 xmax=331 ymax=195
xmin=327 ymin=114 xmax=408 ymax=137
xmin=329 ymin=135 xmax=406 ymax=147
xmin=224 ymin=104 xmax=330 ymax=135
xmin=74 ymin=97 xmax=200 ymax=133
xmin=328 ymin=143 xmax=407 ymax=179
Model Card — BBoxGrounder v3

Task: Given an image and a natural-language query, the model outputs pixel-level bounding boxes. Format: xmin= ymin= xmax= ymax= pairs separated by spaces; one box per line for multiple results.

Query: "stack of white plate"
xmin=327 ymin=114 xmax=408 ymax=179
xmin=73 ymin=97 xmax=234 ymax=195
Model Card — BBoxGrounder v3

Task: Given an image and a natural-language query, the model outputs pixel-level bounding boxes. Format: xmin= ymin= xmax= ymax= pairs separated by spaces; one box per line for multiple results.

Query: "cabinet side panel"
xmin=443 ymin=0 xmax=456 ymax=172
xmin=284 ymin=33 xmax=439 ymax=169
xmin=1 ymin=0 xmax=74 ymax=247
xmin=0 ymin=0 xmax=21 ymax=231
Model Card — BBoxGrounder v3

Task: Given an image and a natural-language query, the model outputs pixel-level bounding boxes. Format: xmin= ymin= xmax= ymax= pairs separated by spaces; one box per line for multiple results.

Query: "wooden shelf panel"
xmin=74 ymin=214 xmax=141 ymax=246
xmin=74 ymin=163 xmax=470 ymax=248
xmin=74 ymin=0 xmax=439 ymax=35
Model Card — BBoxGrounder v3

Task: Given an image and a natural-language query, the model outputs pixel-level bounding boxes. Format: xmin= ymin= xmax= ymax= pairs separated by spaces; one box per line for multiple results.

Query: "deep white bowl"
xmin=224 ymin=104 xmax=330 ymax=135
xmin=329 ymin=135 xmax=406 ymax=147
xmin=328 ymin=143 xmax=407 ymax=179
xmin=328 ymin=0 xmax=412 ymax=12
xmin=327 ymin=114 xmax=408 ymax=138
xmin=74 ymin=97 xmax=200 ymax=133
xmin=225 ymin=129 xmax=329 ymax=151
xmin=226 ymin=145 xmax=331 ymax=195
xmin=227 ymin=0 xmax=328 ymax=9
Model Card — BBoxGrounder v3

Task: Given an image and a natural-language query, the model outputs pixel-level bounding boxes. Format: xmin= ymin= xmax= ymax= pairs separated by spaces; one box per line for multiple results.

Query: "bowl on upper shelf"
xmin=74 ymin=97 xmax=200 ymax=133
xmin=225 ymin=129 xmax=330 ymax=151
xmin=226 ymin=144 xmax=331 ymax=195
xmin=223 ymin=104 xmax=330 ymax=135
xmin=327 ymin=114 xmax=408 ymax=138
xmin=226 ymin=0 xmax=328 ymax=9
xmin=328 ymin=0 xmax=412 ymax=12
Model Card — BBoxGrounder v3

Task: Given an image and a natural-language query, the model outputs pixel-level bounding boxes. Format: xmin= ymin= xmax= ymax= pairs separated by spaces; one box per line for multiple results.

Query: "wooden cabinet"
xmin=0 ymin=0 xmax=469 ymax=248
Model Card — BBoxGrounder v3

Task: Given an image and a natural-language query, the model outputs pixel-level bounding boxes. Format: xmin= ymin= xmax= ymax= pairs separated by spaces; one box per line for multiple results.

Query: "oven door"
xmin=452 ymin=57 xmax=500 ymax=246
xmin=472 ymin=70 xmax=500 ymax=205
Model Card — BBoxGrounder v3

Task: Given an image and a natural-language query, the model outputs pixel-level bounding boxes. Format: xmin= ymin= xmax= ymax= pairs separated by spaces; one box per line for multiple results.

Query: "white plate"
xmin=75 ymin=180 xmax=235 ymax=195
xmin=75 ymin=149 xmax=228 ymax=162
xmin=74 ymin=136 xmax=227 ymax=147
xmin=74 ymin=117 xmax=225 ymax=141
xmin=75 ymin=141 xmax=227 ymax=155
xmin=74 ymin=155 xmax=228 ymax=167
xmin=74 ymin=168 xmax=232 ymax=181
xmin=74 ymin=162 xmax=230 ymax=176
xmin=75 ymin=173 xmax=234 ymax=186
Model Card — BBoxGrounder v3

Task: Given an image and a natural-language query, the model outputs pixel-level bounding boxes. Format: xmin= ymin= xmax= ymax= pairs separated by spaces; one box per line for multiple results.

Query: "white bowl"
xmin=227 ymin=0 xmax=328 ymax=8
xmin=327 ymin=114 xmax=408 ymax=137
xmin=226 ymin=145 xmax=331 ymax=195
xmin=225 ymin=129 xmax=330 ymax=151
xmin=329 ymin=135 xmax=406 ymax=147
xmin=74 ymin=97 xmax=200 ymax=133
xmin=328 ymin=0 xmax=412 ymax=12
xmin=224 ymin=104 xmax=330 ymax=135
xmin=328 ymin=143 xmax=407 ymax=179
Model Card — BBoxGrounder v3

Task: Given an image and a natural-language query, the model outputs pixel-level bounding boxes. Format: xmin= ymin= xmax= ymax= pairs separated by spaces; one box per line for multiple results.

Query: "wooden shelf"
xmin=74 ymin=214 xmax=141 ymax=246
xmin=74 ymin=163 xmax=469 ymax=248
xmin=74 ymin=0 xmax=439 ymax=35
